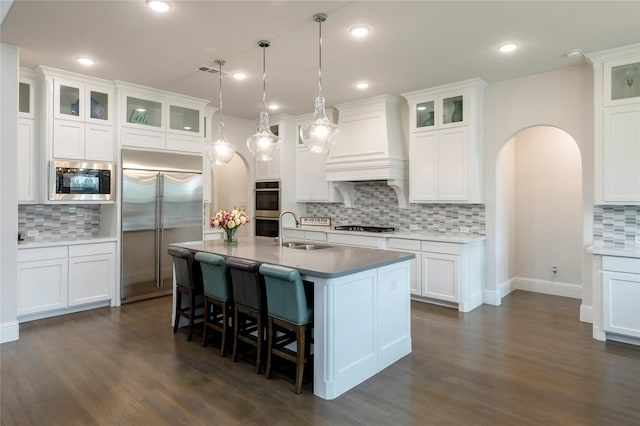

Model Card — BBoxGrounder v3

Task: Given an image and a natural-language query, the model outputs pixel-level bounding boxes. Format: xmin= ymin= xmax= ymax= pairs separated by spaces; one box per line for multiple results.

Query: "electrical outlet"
xmin=27 ymin=230 xmax=39 ymax=237
xmin=552 ymin=265 xmax=558 ymax=275
xmin=635 ymin=236 xmax=640 ymax=246
xmin=410 ymin=224 xmax=421 ymax=231
xmin=459 ymin=227 xmax=470 ymax=233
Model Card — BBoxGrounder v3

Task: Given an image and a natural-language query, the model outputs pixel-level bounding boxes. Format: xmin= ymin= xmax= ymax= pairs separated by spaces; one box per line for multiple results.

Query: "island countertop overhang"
xmin=170 ymin=237 xmax=415 ymax=279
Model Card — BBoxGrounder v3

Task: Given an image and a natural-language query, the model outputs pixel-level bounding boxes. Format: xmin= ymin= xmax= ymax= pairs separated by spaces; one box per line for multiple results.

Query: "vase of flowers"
xmin=211 ymin=208 xmax=250 ymax=246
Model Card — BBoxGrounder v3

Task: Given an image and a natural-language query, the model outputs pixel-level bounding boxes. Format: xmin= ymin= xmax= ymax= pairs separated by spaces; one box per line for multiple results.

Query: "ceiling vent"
xmin=197 ymin=65 xmax=220 ymax=74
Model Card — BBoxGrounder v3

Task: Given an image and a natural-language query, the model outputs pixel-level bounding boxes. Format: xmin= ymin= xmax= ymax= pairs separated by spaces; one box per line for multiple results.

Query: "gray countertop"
xmin=171 ymin=237 xmax=415 ymax=279
xmin=587 ymin=244 xmax=640 ymax=259
xmin=17 ymin=236 xmax=117 ymax=249
xmin=284 ymin=226 xmax=485 ymax=244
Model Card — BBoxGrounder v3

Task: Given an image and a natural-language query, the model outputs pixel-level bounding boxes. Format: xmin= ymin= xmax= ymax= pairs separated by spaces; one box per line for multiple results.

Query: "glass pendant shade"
xmin=206 ymin=59 xmax=236 ymax=165
xmin=247 ymin=40 xmax=281 ymax=161
xmin=247 ymin=111 xmax=280 ymax=161
xmin=300 ymin=96 xmax=339 ymax=153
xmin=301 ymin=12 xmax=338 ymax=154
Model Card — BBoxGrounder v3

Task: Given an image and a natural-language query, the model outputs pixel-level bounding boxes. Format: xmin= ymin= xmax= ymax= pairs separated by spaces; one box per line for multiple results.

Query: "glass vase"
xmin=223 ymin=227 xmax=238 ymax=246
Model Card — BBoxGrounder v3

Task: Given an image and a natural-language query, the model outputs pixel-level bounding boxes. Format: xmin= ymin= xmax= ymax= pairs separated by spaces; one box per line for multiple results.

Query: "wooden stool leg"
xmin=232 ymin=308 xmax=240 ymax=362
xmin=220 ymin=303 xmax=227 ymax=357
xmin=202 ymin=297 xmax=209 ymax=347
xmin=173 ymin=291 xmax=182 ymax=333
xmin=294 ymin=324 xmax=306 ymax=394
xmin=187 ymin=291 xmax=195 ymax=341
xmin=265 ymin=317 xmax=274 ymax=379
xmin=255 ymin=315 xmax=263 ymax=374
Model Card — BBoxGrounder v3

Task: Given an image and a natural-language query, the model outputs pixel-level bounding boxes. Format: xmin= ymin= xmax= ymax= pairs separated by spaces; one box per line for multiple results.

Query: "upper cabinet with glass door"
xmin=124 ymin=93 xmax=163 ymax=129
xmin=413 ymin=90 xmax=468 ymax=131
xmin=605 ymin=57 xmax=640 ymax=107
xmin=52 ymin=76 xmax=114 ymax=125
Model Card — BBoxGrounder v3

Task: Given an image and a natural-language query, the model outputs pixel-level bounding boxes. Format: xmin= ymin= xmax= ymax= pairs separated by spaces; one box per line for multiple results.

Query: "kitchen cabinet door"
xmin=410 ymin=131 xmax=438 ymax=201
xmin=387 ymin=238 xmax=422 ymax=296
xmin=422 ymin=252 xmax=458 ymax=303
xmin=53 ymin=120 xmax=84 ymax=159
xmin=438 ymin=127 xmax=469 ymax=201
xmin=603 ymin=104 xmax=640 ymax=203
xmin=85 ymin=123 xmax=114 ymax=162
xmin=295 ymin=146 xmax=338 ymax=202
xmin=68 ymin=243 xmax=115 ymax=306
xmin=17 ymin=247 xmax=69 ymax=316
xmin=17 ymin=118 xmax=37 ymax=203
xmin=602 ymin=270 xmax=640 ymax=338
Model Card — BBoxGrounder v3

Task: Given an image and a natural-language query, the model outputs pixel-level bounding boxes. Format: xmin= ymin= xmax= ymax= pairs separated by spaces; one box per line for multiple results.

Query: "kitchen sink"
xmin=284 ymin=241 xmax=333 ymax=250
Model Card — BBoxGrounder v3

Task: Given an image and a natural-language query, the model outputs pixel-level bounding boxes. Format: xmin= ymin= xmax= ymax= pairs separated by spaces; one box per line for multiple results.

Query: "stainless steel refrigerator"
xmin=121 ymin=150 xmax=203 ymax=303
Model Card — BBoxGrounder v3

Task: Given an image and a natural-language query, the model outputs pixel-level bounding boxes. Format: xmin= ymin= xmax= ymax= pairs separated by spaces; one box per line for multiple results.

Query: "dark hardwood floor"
xmin=1 ymin=291 xmax=639 ymax=425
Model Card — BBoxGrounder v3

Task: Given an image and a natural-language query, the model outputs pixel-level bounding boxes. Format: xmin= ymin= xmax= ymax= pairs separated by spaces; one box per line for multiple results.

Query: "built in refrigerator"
xmin=121 ymin=150 xmax=203 ymax=302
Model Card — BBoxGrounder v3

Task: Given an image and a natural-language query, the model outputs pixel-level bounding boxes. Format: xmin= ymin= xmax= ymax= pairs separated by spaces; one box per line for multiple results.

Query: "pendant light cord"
xmin=262 ymin=43 xmax=267 ymax=113
xmin=218 ymin=60 xmax=224 ymax=125
xmin=318 ymin=17 xmax=323 ymax=98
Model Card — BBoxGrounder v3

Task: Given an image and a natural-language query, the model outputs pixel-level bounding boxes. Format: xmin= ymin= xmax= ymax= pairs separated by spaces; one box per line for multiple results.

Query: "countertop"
xmin=587 ymin=244 xmax=640 ymax=259
xmin=283 ymin=226 xmax=485 ymax=244
xmin=17 ymin=236 xmax=117 ymax=249
xmin=171 ymin=237 xmax=415 ymax=279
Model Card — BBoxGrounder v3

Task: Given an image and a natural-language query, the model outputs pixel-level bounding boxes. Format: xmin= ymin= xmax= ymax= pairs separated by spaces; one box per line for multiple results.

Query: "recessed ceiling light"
xmin=232 ymin=72 xmax=247 ymax=80
xmin=349 ymin=26 xmax=370 ymax=37
xmin=566 ymin=48 xmax=583 ymax=57
xmin=268 ymin=104 xmax=280 ymax=111
xmin=355 ymin=82 xmax=369 ymax=90
xmin=498 ymin=42 xmax=520 ymax=53
xmin=146 ymin=0 xmax=172 ymax=12
xmin=76 ymin=57 xmax=95 ymax=66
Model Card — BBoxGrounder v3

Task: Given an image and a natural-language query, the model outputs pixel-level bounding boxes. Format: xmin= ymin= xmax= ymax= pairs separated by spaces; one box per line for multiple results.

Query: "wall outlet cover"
xmin=27 ymin=230 xmax=39 ymax=237
xmin=459 ymin=227 xmax=470 ymax=233
xmin=409 ymin=224 xmax=421 ymax=231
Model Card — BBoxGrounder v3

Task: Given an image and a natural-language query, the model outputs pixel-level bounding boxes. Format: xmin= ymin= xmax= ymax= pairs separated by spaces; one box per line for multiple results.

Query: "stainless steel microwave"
xmin=50 ymin=160 xmax=115 ymax=201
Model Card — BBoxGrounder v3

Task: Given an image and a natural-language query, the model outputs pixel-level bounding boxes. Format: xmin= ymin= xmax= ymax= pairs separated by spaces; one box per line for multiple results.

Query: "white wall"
xmin=210 ymin=113 xmax=256 ymax=238
xmin=495 ymin=138 xmax=516 ymax=292
xmin=513 ymin=126 xmax=583 ymax=294
xmin=484 ymin=64 xmax=594 ymax=313
xmin=0 ymin=43 xmax=20 ymax=343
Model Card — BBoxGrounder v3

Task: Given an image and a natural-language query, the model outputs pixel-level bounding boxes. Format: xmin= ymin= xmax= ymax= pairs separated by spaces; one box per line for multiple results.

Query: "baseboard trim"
xmin=483 ymin=289 xmax=501 ymax=306
xmin=580 ymin=304 xmax=593 ymax=323
xmin=0 ymin=321 xmax=19 ymax=344
xmin=512 ymin=277 xmax=582 ymax=299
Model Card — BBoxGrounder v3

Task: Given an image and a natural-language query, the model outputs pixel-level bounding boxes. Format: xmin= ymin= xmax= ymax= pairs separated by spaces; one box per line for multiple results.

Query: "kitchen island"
xmin=171 ymin=237 xmax=414 ymax=400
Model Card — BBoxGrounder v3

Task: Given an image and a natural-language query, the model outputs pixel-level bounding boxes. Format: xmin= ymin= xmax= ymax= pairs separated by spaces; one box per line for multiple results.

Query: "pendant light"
xmin=246 ymin=40 xmax=281 ymax=161
xmin=204 ymin=59 xmax=236 ymax=165
xmin=300 ymin=12 xmax=339 ymax=154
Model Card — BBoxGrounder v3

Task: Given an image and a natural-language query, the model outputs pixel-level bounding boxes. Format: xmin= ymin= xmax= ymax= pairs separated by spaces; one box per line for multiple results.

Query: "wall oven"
xmin=50 ymin=160 xmax=114 ymax=201
xmin=255 ymin=181 xmax=280 ymax=237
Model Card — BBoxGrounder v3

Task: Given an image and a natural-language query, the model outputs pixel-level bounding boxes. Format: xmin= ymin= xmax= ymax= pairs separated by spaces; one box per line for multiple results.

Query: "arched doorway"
xmin=211 ymin=153 xmax=252 ymax=238
xmin=494 ymin=126 xmax=583 ymax=299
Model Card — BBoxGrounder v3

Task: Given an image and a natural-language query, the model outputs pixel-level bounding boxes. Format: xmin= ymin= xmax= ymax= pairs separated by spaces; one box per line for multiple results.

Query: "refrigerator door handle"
xmin=155 ymin=174 xmax=162 ymax=289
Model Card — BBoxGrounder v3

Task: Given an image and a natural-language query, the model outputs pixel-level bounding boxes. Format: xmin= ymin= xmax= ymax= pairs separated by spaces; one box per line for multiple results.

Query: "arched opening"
xmin=210 ymin=152 xmax=252 ymax=238
xmin=495 ymin=126 xmax=583 ymax=299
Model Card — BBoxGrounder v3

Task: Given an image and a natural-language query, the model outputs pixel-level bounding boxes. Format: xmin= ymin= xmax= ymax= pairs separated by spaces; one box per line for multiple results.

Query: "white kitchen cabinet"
xmin=17 ymin=241 xmax=116 ymax=322
xmin=17 ymin=247 xmax=68 ymax=316
xmin=602 ymin=104 xmax=640 ymax=202
xmin=403 ymin=79 xmax=486 ymax=203
xmin=282 ymin=228 xmax=328 ymax=243
xmin=68 ymin=242 xmax=115 ymax=306
xmin=117 ymin=81 xmax=208 ymax=154
xmin=586 ymin=45 xmax=640 ymax=204
xmin=39 ymin=67 xmax=115 ymax=163
xmin=18 ymin=70 xmax=39 ymax=203
xmin=422 ymin=252 xmax=458 ymax=303
xmin=600 ymin=256 xmax=640 ymax=343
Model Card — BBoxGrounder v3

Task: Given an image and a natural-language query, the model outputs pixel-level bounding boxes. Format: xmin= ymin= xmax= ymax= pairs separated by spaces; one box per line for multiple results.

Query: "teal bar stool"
xmin=195 ymin=252 xmax=233 ymax=356
xmin=259 ymin=263 xmax=313 ymax=394
xmin=168 ymin=247 xmax=204 ymax=342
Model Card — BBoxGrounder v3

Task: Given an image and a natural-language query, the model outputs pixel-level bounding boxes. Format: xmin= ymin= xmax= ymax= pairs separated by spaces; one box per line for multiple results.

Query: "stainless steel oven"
xmin=255 ymin=181 xmax=280 ymax=237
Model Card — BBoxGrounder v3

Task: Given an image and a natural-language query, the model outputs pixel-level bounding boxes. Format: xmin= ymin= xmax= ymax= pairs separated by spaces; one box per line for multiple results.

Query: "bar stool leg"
xmin=265 ymin=317 xmax=274 ymax=379
xmin=295 ymin=324 xmax=306 ymax=394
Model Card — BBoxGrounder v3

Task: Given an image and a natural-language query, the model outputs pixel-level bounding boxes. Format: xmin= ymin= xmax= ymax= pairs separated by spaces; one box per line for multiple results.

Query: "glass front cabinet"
xmin=586 ymin=44 xmax=640 ymax=204
xmin=403 ymin=78 xmax=487 ymax=203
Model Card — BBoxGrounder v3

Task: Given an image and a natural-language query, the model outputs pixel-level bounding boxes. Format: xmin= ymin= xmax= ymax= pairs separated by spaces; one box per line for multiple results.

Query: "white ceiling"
xmin=2 ymin=1 xmax=639 ymax=120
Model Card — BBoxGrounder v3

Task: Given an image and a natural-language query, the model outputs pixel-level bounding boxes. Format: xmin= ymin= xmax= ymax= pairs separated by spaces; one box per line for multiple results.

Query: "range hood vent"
xmin=326 ymin=94 xmax=409 ymax=207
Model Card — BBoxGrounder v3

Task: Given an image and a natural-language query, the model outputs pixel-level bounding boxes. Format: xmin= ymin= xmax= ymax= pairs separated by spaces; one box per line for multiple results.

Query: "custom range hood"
xmin=326 ymin=94 xmax=409 ymax=207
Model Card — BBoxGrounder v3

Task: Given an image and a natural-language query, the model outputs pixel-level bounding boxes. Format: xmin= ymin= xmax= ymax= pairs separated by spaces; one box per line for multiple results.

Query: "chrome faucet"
xmin=279 ymin=211 xmax=300 ymax=247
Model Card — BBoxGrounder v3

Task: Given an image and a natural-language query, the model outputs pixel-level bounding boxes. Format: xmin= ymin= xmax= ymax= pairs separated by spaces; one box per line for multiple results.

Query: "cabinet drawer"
xmin=603 ymin=256 xmax=640 ymax=274
xmin=421 ymin=241 xmax=461 ymax=255
xmin=18 ymin=246 xmax=67 ymax=262
xmin=305 ymin=231 xmax=327 ymax=242
xmin=69 ymin=242 xmax=115 ymax=257
xmin=328 ymin=233 xmax=385 ymax=248
xmin=388 ymin=238 xmax=421 ymax=251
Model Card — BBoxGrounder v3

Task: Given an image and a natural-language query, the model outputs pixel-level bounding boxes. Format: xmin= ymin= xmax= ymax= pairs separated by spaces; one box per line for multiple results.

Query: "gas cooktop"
xmin=334 ymin=225 xmax=397 ymax=233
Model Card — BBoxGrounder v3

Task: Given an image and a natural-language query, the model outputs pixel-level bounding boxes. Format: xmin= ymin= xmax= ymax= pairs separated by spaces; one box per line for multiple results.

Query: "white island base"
xmin=170 ymin=239 xmax=413 ymax=400
xmin=308 ymin=261 xmax=412 ymax=400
